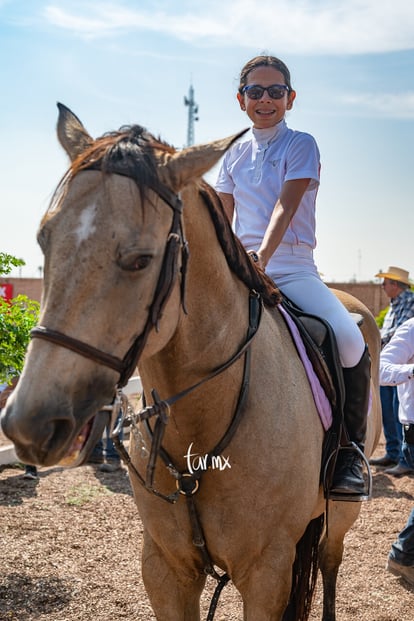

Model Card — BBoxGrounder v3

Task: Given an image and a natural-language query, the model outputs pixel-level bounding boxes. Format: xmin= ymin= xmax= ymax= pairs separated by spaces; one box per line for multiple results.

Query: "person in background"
xmin=215 ymin=53 xmax=371 ymax=499
xmin=88 ymin=413 xmax=123 ymax=472
xmin=370 ymin=266 xmax=414 ymax=477
xmin=23 ymin=464 xmax=38 ymax=480
xmin=380 ymin=316 xmax=414 ymax=584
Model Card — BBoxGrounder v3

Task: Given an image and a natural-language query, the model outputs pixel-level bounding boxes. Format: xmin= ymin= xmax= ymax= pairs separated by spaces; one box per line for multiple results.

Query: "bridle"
xmin=31 ymin=177 xmax=189 ymax=389
xmin=30 ymin=166 xmax=263 ymax=621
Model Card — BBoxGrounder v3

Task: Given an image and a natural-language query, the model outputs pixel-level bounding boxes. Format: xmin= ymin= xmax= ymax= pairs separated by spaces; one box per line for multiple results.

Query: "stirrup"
xmin=323 ymin=443 xmax=372 ymax=502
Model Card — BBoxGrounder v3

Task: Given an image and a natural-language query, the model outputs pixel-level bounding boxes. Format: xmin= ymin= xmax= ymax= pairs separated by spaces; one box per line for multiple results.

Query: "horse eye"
xmin=121 ymin=255 xmax=152 ymax=271
xmin=37 ymin=225 xmax=49 ymax=252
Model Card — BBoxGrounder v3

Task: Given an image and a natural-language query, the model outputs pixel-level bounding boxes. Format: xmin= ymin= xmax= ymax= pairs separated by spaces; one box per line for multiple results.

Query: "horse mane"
xmin=197 ymin=182 xmax=280 ymax=307
xmin=48 ymin=125 xmax=281 ymax=307
xmin=46 ymin=125 xmax=172 ymax=216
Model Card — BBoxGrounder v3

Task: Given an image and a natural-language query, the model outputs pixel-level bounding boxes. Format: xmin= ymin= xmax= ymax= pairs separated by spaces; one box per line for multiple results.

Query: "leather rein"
xmin=30 ymin=170 xmax=263 ymax=620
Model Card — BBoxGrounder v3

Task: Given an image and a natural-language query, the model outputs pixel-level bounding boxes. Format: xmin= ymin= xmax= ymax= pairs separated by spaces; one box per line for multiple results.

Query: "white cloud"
xmin=43 ymin=3 xmax=228 ymax=41
xmin=42 ymin=0 xmax=414 ymax=54
xmin=339 ymin=92 xmax=414 ymax=119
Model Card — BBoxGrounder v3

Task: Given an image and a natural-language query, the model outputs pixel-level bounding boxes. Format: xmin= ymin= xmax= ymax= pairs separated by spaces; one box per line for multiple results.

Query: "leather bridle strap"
xmin=129 ymin=291 xmax=263 ymax=502
xmin=30 ymin=177 xmax=188 ymax=389
xmin=30 ymin=326 xmax=125 ymax=373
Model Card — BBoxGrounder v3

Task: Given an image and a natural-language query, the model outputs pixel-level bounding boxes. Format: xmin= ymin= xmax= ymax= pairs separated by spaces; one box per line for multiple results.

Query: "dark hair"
xmin=238 ymin=55 xmax=292 ymax=94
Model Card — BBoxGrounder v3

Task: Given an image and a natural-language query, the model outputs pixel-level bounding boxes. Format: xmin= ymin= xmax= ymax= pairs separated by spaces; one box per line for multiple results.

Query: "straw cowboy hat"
xmin=375 ymin=266 xmax=411 ymax=286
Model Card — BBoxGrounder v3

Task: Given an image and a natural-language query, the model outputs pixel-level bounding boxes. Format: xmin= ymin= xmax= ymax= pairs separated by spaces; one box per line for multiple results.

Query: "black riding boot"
xmin=330 ymin=346 xmax=371 ymax=498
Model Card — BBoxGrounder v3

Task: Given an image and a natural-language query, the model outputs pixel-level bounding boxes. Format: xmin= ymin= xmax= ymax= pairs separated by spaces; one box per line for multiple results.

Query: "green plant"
xmin=65 ymin=483 xmax=113 ymax=506
xmin=0 ymin=252 xmax=24 ymax=275
xmin=0 ymin=253 xmax=40 ymax=383
xmin=0 ymin=295 xmax=40 ymax=383
xmin=375 ymin=306 xmax=389 ymax=329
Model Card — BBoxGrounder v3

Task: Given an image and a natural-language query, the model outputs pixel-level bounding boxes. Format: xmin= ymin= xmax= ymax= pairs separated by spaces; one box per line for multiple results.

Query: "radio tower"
xmin=184 ymin=83 xmax=199 ymax=146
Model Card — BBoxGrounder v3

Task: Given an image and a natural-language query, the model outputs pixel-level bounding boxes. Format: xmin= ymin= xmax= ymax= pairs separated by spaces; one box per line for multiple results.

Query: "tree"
xmin=0 ymin=253 xmax=40 ymax=384
xmin=0 ymin=252 xmax=25 ymax=276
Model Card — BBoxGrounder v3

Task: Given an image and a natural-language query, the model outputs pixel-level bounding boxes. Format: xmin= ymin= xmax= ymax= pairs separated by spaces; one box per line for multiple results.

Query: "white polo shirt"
xmin=380 ymin=317 xmax=414 ymax=425
xmin=215 ymin=118 xmax=320 ymax=276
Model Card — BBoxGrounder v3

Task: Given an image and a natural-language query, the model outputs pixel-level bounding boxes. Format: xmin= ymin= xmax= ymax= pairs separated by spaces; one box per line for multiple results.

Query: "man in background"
xmin=380 ymin=316 xmax=414 ymax=584
xmin=370 ymin=266 xmax=414 ymax=476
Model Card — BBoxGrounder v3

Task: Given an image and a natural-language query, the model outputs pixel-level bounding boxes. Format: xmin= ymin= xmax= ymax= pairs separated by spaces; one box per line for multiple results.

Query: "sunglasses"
xmin=241 ymin=84 xmax=290 ymax=100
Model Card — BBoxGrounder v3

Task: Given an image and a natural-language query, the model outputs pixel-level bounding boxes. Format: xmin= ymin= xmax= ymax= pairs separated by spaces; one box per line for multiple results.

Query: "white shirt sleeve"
xmin=215 ymin=150 xmax=235 ymax=194
xmin=380 ymin=320 xmax=414 ymax=386
xmin=284 ymin=133 xmax=320 ymax=189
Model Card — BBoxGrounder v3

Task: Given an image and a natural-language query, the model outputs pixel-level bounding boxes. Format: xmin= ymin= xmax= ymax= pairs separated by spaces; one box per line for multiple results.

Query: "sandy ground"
xmin=0 ymin=433 xmax=413 ymax=621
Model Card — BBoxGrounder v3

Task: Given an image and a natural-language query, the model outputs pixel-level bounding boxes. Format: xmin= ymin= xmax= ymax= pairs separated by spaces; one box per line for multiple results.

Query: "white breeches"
xmin=267 ymin=244 xmax=365 ymax=368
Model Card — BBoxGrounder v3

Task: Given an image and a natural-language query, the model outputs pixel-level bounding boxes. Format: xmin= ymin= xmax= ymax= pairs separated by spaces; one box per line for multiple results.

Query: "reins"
xmin=30 ymin=168 xmax=264 ymax=620
xmin=112 ymin=290 xmax=262 ymax=503
xmin=111 ymin=290 xmax=262 ymax=621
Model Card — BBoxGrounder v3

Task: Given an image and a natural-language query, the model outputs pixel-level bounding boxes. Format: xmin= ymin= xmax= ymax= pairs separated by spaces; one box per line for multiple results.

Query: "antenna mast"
xmin=184 ymin=83 xmax=199 ymax=146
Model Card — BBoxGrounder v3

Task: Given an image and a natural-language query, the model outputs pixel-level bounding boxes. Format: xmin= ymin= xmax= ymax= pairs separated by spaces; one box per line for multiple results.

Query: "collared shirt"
xmin=381 ymin=289 xmax=414 ymax=347
xmin=215 ymin=119 xmax=320 ymax=279
xmin=380 ymin=317 xmax=414 ymax=424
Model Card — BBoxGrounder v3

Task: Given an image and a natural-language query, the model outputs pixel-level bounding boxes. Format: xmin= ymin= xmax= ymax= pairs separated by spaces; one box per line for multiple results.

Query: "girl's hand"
xmin=247 ymin=250 xmax=265 ymax=270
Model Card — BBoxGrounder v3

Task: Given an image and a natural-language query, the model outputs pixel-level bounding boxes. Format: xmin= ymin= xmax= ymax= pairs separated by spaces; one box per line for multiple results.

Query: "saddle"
xmin=280 ymin=296 xmax=364 ymax=490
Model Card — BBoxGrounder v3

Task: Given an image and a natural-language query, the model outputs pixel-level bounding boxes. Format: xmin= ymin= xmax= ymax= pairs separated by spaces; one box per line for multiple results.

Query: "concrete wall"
xmin=2 ymin=277 xmax=389 ymax=318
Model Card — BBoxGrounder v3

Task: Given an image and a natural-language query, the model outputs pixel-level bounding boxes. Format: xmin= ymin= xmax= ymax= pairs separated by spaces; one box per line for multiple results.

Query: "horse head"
xmin=1 ymin=103 xmax=246 ymax=467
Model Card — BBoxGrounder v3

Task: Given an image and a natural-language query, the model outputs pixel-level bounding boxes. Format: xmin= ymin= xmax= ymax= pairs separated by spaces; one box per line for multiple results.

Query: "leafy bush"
xmin=0 ymin=252 xmax=25 ymax=276
xmin=0 ymin=253 xmax=40 ymax=383
xmin=375 ymin=306 xmax=388 ymax=329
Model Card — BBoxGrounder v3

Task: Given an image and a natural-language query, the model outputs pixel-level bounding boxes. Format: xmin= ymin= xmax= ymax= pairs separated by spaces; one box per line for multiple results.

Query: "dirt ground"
xmin=0 ymin=434 xmax=413 ymax=621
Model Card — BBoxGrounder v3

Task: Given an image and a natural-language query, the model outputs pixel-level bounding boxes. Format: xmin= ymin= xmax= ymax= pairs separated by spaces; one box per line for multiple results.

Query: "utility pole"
xmin=184 ymin=83 xmax=199 ymax=146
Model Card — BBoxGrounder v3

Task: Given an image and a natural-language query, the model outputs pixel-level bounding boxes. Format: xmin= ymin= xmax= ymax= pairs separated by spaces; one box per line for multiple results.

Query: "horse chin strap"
xmin=31 ymin=180 xmax=189 ymax=391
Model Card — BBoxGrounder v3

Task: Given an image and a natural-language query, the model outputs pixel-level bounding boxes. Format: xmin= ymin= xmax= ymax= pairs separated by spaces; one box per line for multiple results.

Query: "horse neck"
xmin=139 ymin=183 xmax=250 ymax=419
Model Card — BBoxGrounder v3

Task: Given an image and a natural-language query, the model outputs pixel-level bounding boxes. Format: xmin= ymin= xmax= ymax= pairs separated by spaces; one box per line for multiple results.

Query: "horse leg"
xmin=141 ymin=532 xmax=206 ymax=621
xmin=234 ymin=544 xmax=296 ymax=621
xmin=319 ymin=531 xmax=341 ymax=621
xmin=318 ymin=503 xmax=361 ymax=621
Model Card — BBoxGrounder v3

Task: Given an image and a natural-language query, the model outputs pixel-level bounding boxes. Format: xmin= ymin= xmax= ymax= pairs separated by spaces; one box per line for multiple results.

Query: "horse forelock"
xmin=45 ymin=125 xmax=175 ymax=218
xmin=198 ymin=182 xmax=281 ymax=308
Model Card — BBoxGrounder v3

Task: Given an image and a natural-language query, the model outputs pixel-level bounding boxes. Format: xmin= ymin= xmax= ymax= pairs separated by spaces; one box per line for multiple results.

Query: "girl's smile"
xmin=237 ymin=66 xmax=296 ymax=129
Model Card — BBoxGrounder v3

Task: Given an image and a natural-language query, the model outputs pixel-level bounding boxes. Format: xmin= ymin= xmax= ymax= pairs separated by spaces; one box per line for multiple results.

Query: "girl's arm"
xmin=257 ymin=178 xmax=310 ymax=269
xmin=217 ymin=191 xmax=234 ymax=224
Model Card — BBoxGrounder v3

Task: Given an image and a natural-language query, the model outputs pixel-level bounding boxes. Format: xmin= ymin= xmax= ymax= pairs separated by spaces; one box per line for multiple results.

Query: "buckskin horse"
xmin=1 ymin=104 xmax=381 ymax=621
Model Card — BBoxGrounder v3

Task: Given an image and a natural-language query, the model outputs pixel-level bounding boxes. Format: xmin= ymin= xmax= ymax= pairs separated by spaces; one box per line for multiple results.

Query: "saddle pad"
xmin=278 ymin=304 xmax=332 ymax=431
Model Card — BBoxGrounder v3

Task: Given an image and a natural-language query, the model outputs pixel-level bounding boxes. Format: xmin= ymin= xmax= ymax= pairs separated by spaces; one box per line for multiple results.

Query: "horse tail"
xmin=282 ymin=514 xmax=324 ymax=621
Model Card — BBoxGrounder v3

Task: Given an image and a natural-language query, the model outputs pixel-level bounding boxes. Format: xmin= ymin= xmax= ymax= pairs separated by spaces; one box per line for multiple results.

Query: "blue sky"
xmin=1 ymin=0 xmax=414 ymax=282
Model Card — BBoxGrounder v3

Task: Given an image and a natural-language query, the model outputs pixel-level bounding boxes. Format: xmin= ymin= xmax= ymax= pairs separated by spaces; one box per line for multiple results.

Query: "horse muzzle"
xmin=1 ymin=390 xmax=109 ymax=467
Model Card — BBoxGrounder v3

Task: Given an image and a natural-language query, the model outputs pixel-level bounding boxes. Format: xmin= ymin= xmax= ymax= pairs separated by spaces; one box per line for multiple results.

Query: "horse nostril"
xmin=1 ymin=402 xmax=77 ymax=466
xmin=39 ymin=417 xmax=76 ymax=459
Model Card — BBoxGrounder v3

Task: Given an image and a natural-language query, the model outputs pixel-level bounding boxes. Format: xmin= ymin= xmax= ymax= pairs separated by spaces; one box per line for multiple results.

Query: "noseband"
xmin=31 ymin=174 xmax=189 ymax=389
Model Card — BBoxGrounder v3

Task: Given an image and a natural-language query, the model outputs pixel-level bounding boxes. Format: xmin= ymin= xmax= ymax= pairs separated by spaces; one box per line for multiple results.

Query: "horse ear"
xmin=56 ymin=102 xmax=94 ymax=161
xmin=162 ymin=129 xmax=248 ymax=191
